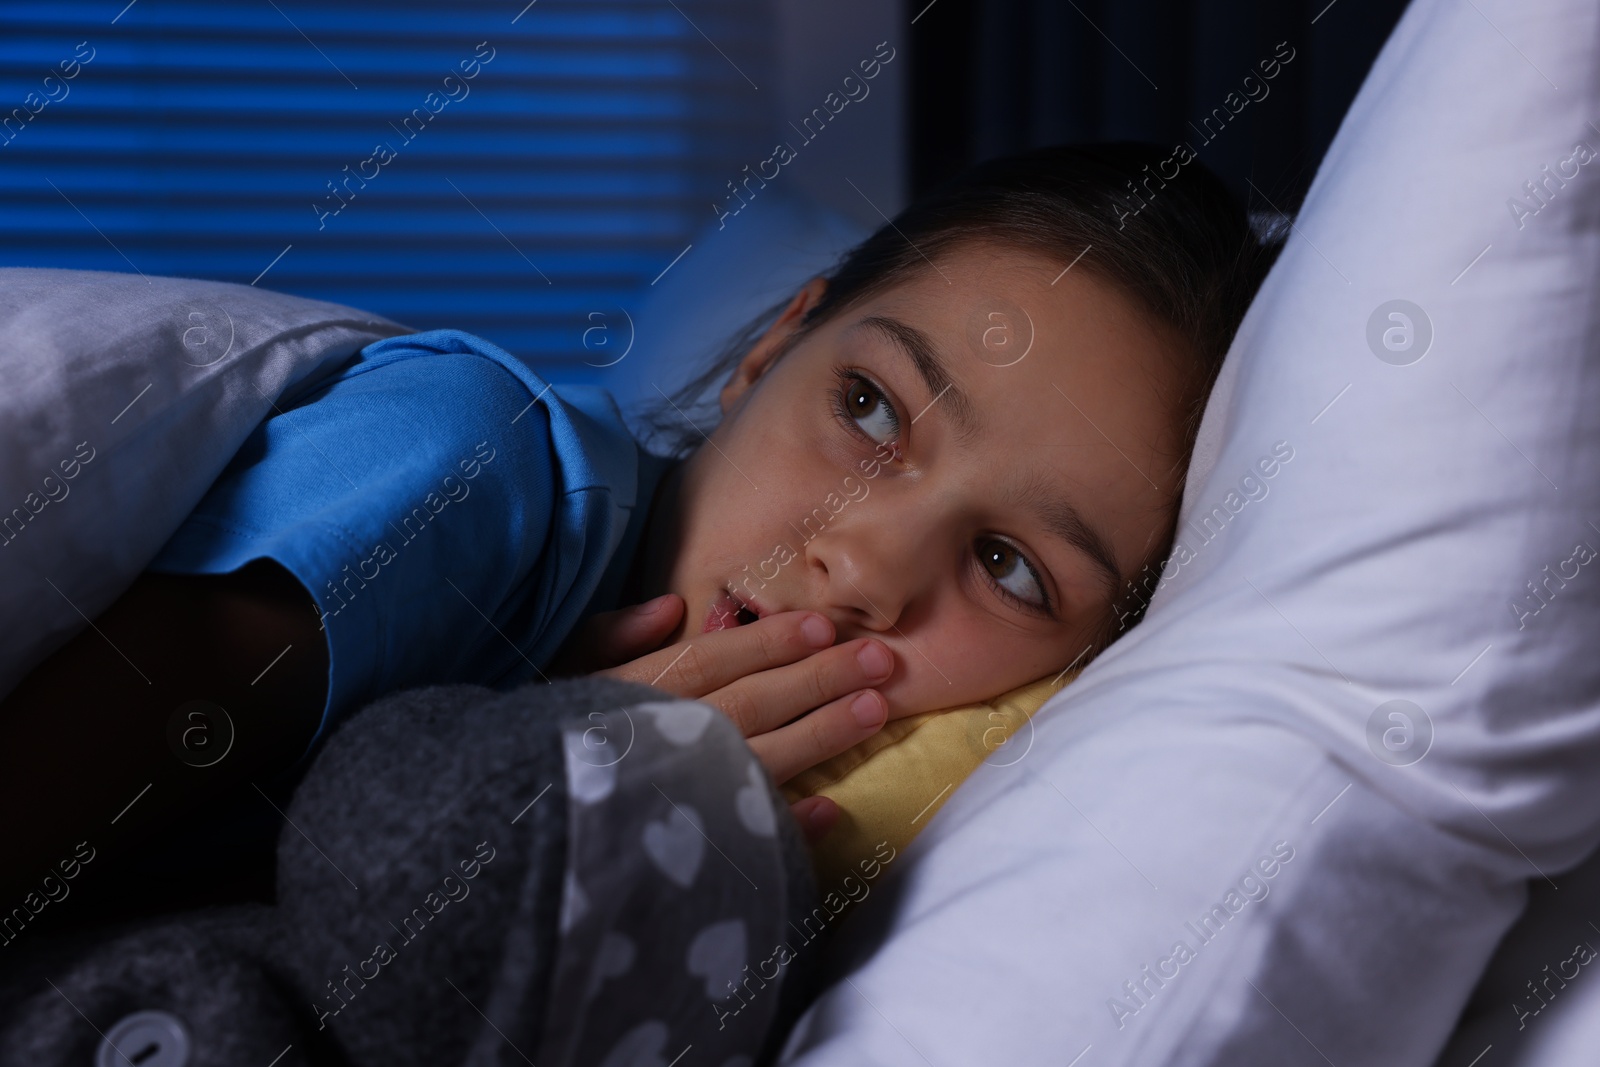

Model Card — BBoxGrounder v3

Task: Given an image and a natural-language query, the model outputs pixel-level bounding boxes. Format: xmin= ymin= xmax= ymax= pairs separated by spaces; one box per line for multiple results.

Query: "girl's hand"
xmin=547 ymin=593 xmax=688 ymax=676
xmin=551 ymin=595 xmax=893 ymax=844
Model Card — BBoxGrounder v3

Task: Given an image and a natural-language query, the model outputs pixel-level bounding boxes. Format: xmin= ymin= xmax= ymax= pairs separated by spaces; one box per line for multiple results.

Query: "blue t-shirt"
xmin=147 ymin=328 xmax=675 ymax=752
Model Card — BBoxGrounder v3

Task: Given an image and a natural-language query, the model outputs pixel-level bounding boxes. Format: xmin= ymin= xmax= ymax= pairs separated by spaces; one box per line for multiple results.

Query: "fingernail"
xmin=851 ymin=690 xmax=885 ymax=729
xmin=855 ymin=640 xmax=891 ymax=679
xmin=801 ymin=614 xmax=833 ymax=648
xmin=636 ymin=594 xmax=673 ymax=615
xmin=809 ymin=801 xmax=839 ymax=836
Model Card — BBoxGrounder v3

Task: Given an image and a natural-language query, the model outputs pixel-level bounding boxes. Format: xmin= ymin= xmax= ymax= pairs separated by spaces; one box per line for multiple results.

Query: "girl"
xmin=0 ymin=143 xmax=1272 ymax=906
xmin=566 ymin=141 xmax=1273 ymax=820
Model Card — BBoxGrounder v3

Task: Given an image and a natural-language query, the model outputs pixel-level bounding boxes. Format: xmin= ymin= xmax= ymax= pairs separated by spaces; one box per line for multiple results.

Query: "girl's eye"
xmin=978 ymin=537 xmax=1050 ymax=612
xmin=837 ymin=373 xmax=901 ymax=445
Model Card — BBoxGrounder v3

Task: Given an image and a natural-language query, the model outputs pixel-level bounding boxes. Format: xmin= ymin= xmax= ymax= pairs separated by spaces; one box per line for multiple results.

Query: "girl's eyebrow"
xmin=1010 ymin=473 xmax=1124 ymax=600
xmin=856 ymin=315 xmax=980 ymax=440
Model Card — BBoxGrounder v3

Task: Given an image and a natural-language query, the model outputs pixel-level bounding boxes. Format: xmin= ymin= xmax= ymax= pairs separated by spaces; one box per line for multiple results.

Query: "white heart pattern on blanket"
xmin=681 ymin=921 xmax=742 ymax=1004
xmin=565 ymin=733 xmax=618 ymax=805
xmin=598 ymin=1019 xmax=670 ymax=1067
xmin=637 ymin=700 xmax=715 ymax=746
xmin=558 ymin=867 xmax=590 ymax=934
xmin=733 ymin=761 xmax=777 ymax=838
xmin=642 ymin=802 xmax=705 ymax=888
xmin=686 ymin=918 xmax=748 ymax=1000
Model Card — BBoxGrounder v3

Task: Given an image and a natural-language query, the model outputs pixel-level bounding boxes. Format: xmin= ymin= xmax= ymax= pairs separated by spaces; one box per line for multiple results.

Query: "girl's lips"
xmin=701 ymin=589 xmax=762 ymax=633
xmin=702 ymin=590 xmax=744 ymax=633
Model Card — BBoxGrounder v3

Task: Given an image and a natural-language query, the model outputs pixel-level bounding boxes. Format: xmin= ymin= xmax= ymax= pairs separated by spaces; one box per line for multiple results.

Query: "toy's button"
xmin=95 ymin=1009 xmax=191 ymax=1067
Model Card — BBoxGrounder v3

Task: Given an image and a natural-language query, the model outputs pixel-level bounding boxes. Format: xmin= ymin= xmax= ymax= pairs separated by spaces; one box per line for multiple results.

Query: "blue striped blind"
xmin=0 ymin=0 xmax=775 ymax=380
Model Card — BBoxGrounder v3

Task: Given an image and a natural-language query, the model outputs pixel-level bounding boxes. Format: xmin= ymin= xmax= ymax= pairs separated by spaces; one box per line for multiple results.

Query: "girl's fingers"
xmin=587 ymin=594 xmax=684 ymax=665
xmin=549 ymin=594 xmax=684 ymax=676
xmin=789 ymin=795 xmax=841 ymax=847
xmin=705 ymin=638 xmax=894 ymax=738
xmin=745 ymin=688 xmax=888 ymax=785
xmin=598 ymin=610 xmax=837 ymax=697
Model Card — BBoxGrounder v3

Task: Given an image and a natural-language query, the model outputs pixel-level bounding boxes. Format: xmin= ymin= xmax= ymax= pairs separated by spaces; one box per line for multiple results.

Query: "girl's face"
xmin=636 ymin=241 xmax=1194 ymax=719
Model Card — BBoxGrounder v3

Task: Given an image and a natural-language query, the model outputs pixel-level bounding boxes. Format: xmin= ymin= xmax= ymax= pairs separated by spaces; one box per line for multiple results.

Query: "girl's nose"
xmin=801 ymin=513 xmax=927 ymax=633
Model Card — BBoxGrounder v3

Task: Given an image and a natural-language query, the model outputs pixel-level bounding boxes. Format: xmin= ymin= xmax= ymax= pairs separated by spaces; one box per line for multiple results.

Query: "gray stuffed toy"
xmin=0 ymin=677 xmax=822 ymax=1067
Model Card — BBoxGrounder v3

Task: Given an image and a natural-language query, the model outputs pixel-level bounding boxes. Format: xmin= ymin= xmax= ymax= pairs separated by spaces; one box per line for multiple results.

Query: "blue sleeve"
xmin=146 ymin=332 xmax=561 ymax=751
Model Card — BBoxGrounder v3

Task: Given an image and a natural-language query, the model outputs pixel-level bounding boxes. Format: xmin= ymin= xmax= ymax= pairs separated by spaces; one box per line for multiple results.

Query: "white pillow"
xmin=0 ymin=268 xmax=407 ymax=699
xmin=778 ymin=0 xmax=1600 ymax=1063
xmin=1432 ymin=839 xmax=1600 ymax=1067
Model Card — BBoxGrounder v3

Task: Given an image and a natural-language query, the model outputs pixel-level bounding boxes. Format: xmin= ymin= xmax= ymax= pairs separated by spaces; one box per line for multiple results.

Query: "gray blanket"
xmin=0 ymin=676 xmax=821 ymax=1067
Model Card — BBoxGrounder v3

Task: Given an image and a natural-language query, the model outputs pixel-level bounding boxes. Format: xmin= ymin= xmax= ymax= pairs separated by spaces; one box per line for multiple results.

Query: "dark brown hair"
xmin=647 ymin=142 xmax=1275 ymax=459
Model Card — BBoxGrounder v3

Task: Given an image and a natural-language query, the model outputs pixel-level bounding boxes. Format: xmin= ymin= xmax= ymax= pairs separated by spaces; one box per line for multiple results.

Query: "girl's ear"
xmin=719 ymin=276 xmax=829 ymax=415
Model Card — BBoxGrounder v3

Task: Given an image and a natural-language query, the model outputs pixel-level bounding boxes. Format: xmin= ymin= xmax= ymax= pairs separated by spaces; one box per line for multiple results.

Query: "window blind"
xmin=0 ymin=0 xmax=776 ymax=380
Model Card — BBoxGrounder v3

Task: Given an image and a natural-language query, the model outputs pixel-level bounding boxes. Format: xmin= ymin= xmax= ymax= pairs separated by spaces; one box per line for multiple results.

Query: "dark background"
xmin=1 ymin=0 xmax=1409 ymax=380
xmin=909 ymin=0 xmax=1409 ymax=210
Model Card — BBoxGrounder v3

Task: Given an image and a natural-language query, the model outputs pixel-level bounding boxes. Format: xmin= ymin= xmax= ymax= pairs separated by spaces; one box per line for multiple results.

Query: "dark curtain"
xmin=909 ymin=0 xmax=1411 ymax=211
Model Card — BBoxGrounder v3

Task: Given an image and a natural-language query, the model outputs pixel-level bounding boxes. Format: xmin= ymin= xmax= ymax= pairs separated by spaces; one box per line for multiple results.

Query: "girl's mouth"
xmin=702 ymin=589 xmax=761 ymax=633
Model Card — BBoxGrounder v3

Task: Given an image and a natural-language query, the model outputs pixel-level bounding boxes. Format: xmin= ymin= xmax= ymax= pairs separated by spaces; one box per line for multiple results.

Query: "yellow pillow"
xmin=781 ymin=671 xmax=1078 ymax=893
